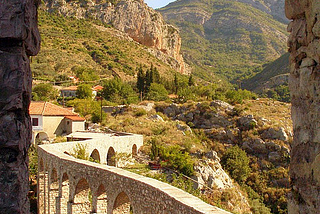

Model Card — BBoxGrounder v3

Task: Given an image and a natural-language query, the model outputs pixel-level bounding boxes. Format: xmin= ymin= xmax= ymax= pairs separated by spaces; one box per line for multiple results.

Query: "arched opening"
xmin=90 ymin=149 xmax=100 ymax=163
xmin=113 ymin=191 xmax=132 ymax=214
xmin=73 ymin=178 xmax=92 ymax=213
xmin=107 ymin=147 xmax=116 ymax=166
xmin=60 ymin=173 xmax=69 ymax=214
xmin=38 ymin=159 xmax=45 ymax=213
xmin=132 ymin=144 xmax=137 ymax=156
xmin=49 ymin=168 xmax=59 ymax=213
xmin=96 ymin=184 xmax=108 ymax=213
xmin=35 ymin=132 xmax=49 ymax=145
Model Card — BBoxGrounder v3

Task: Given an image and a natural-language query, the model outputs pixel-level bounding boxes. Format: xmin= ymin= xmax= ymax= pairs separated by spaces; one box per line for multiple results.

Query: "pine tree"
xmin=174 ymin=73 xmax=179 ymax=94
xmin=153 ymin=66 xmax=160 ymax=83
xmin=188 ymin=74 xmax=194 ymax=86
xmin=136 ymin=65 xmax=145 ymax=101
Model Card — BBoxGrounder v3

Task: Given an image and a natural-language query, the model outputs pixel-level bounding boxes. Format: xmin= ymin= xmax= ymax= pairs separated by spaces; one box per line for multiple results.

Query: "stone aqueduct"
xmin=37 ymin=132 xmax=230 ymax=214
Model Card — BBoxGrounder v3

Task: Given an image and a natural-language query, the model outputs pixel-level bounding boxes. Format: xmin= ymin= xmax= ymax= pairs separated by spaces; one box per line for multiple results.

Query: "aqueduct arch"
xmin=107 ymin=147 xmax=116 ymax=166
xmin=73 ymin=178 xmax=92 ymax=213
xmin=112 ymin=191 xmax=132 ymax=214
xmin=37 ymin=139 xmax=229 ymax=214
xmin=90 ymin=149 xmax=101 ymax=163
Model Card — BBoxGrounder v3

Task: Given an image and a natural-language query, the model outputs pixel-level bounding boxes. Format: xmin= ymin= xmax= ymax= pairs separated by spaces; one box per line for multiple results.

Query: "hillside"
xmin=158 ymin=0 xmax=288 ymax=82
xmin=243 ymin=52 xmax=289 ymax=92
xmin=31 ymin=9 xmax=178 ymax=82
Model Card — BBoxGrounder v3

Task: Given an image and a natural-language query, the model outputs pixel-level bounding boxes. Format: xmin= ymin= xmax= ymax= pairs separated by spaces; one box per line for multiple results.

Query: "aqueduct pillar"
xmin=0 ymin=0 xmax=40 ymax=212
xmin=286 ymin=0 xmax=320 ymax=213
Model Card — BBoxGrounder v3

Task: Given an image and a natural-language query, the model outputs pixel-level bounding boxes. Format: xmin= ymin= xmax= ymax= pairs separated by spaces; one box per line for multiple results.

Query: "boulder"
xmin=262 ymin=127 xmax=288 ymax=141
xmin=238 ymin=115 xmax=257 ymax=130
xmin=149 ymin=114 xmax=164 ymax=122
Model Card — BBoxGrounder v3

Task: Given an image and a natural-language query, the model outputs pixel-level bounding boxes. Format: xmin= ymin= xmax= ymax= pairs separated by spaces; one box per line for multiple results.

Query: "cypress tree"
xmin=136 ymin=65 xmax=145 ymax=100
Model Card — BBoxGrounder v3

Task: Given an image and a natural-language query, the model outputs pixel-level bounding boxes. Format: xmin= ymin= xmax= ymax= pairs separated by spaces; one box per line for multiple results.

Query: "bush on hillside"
xmin=221 ymin=146 xmax=251 ymax=184
xmin=32 ymin=83 xmax=59 ymax=101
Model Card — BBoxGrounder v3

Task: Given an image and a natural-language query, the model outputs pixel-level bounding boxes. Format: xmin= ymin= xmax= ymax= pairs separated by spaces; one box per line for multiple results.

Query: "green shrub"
xmin=134 ymin=109 xmax=147 ymax=117
xmin=32 ymin=83 xmax=58 ymax=101
xmin=160 ymin=145 xmax=195 ymax=177
xmin=221 ymin=146 xmax=251 ymax=184
xmin=29 ymin=145 xmax=38 ymax=177
xmin=145 ymin=83 xmax=168 ymax=101
xmin=71 ymin=143 xmax=89 ymax=160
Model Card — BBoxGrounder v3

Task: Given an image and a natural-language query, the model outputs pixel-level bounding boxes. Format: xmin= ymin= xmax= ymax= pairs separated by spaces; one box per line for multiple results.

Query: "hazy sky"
xmin=144 ymin=0 xmax=176 ymax=9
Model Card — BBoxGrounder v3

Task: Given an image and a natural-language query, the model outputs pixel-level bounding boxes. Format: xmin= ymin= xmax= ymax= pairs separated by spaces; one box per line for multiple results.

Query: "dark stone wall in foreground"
xmin=286 ymin=0 xmax=320 ymax=213
xmin=0 ymin=0 xmax=40 ymax=213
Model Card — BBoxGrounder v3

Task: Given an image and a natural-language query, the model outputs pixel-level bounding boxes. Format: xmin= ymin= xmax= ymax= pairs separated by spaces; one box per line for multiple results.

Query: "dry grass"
xmin=104 ymin=110 xmax=205 ymax=152
xmin=239 ymin=98 xmax=292 ymax=132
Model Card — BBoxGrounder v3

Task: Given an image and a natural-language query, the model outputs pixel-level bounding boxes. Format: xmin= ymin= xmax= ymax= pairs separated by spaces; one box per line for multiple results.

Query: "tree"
xmin=72 ymin=66 xmax=99 ymax=81
xmin=145 ymin=83 xmax=168 ymax=101
xmin=76 ymin=84 xmax=92 ymax=99
xmin=136 ymin=65 xmax=145 ymax=100
xmin=221 ymin=146 xmax=251 ymax=184
xmin=32 ymin=83 xmax=58 ymax=101
xmin=102 ymin=78 xmax=138 ymax=104
xmin=188 ymin=75 xmax=195 ymax=86
xmin=174 ymin=73 xmax=179 ymax=94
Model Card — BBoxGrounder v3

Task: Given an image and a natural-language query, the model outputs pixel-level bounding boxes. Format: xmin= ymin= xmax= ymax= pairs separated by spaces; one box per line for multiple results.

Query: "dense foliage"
xmin=32 ymin=83 xmax=59 ymax=101
xmin=150 ymin=139 xmax=195 ymax=177
xmin=102 ymin=78 xmax=138 ymax=104
xmin=221 ymin=146 xmax=251 ymax=184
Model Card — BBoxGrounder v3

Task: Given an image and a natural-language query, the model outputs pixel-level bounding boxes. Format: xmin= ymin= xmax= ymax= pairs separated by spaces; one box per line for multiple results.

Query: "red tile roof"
xmin=92 ymin=85 xmax=103 ymax=91
xmin=29 ymin=102 xmax=78 ymax=116
xmin=64 ymin=115 xmax=86 ymax=121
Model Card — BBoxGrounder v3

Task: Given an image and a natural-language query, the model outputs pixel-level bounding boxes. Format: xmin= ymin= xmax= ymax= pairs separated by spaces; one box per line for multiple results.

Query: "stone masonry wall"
xmin=0 ymin=0 xmax=40 ymax=213
xmin=285 ymin=0 xmax=320 ymax=213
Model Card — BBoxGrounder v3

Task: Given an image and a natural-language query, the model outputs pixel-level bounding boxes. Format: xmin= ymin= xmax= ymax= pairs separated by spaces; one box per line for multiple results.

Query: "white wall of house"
xmin=31 ymin=115 xmax=43 ymax=131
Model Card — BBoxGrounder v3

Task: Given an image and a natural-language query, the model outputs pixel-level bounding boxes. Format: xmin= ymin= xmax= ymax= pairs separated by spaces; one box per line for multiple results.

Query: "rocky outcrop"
xmin=0 ymin=0 xmax=40 ymax=212
xmin=193 ymin=151 xmax=234 ymax=190
xmin=42 ymin=0 xmax=188 ymax=74
xmin=286 ymin=0 xmax=320 ymax=213
xmin=193 ymin=151 xmax=251 ymax=214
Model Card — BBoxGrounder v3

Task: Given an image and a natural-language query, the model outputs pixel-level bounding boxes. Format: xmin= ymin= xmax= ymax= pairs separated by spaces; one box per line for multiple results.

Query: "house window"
xmin=32 ymin=118 xmax=39 ymax=126
xmin=67 ymin=121 xmax=70 ymax=125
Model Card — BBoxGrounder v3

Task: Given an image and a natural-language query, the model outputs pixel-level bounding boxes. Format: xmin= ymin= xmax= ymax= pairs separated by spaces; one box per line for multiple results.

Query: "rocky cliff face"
xmin=0 ymin=0 xmax=40 ymax=212
xmin=42 ymin=0 xmax=188 ymax=74
xmin=286 ymin=0 xmax=320 ymax=213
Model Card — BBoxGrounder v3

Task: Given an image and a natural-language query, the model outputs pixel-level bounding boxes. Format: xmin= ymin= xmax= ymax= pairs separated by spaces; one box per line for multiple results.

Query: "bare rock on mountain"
xmin=42 ymin=0 xmax=188 ymax=74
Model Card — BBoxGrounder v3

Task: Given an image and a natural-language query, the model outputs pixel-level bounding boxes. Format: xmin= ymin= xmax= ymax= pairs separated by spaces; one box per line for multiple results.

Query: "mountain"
xmin=158 ymin=0 xmax=288 ymax=82
xmin=41 ymin=0 xmax=188 ymax=74
xmin=242 ymin=52 xmax=289 ymax=92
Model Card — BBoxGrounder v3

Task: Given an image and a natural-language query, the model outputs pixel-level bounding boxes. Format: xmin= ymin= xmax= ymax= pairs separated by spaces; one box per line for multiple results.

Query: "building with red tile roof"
xmin=29 ymin=102 xmax=86 ymax=144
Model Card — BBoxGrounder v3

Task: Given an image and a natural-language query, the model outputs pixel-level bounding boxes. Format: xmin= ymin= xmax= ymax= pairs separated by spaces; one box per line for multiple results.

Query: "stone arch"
xmin=49 ymin=168 xmax=59 ymax=213
xmin=35 ymin=132 xmax=49 ymax=145
xmin=132 ymin=144 xmax=137 ymax=156
xmin=73 ymin=178 xmax=92 ymax=213
xmin=90 ymin=149 xmax=100 ymax=163
xmin=112 ymin=191 xmax=132 ymax=214
xmin=107 ymin=147 xmax=116 ymax=166
xmin=96 ymin=184 xmax=108 ymax=213
xmin=60 ymin=173 xmax=70 ymax=214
